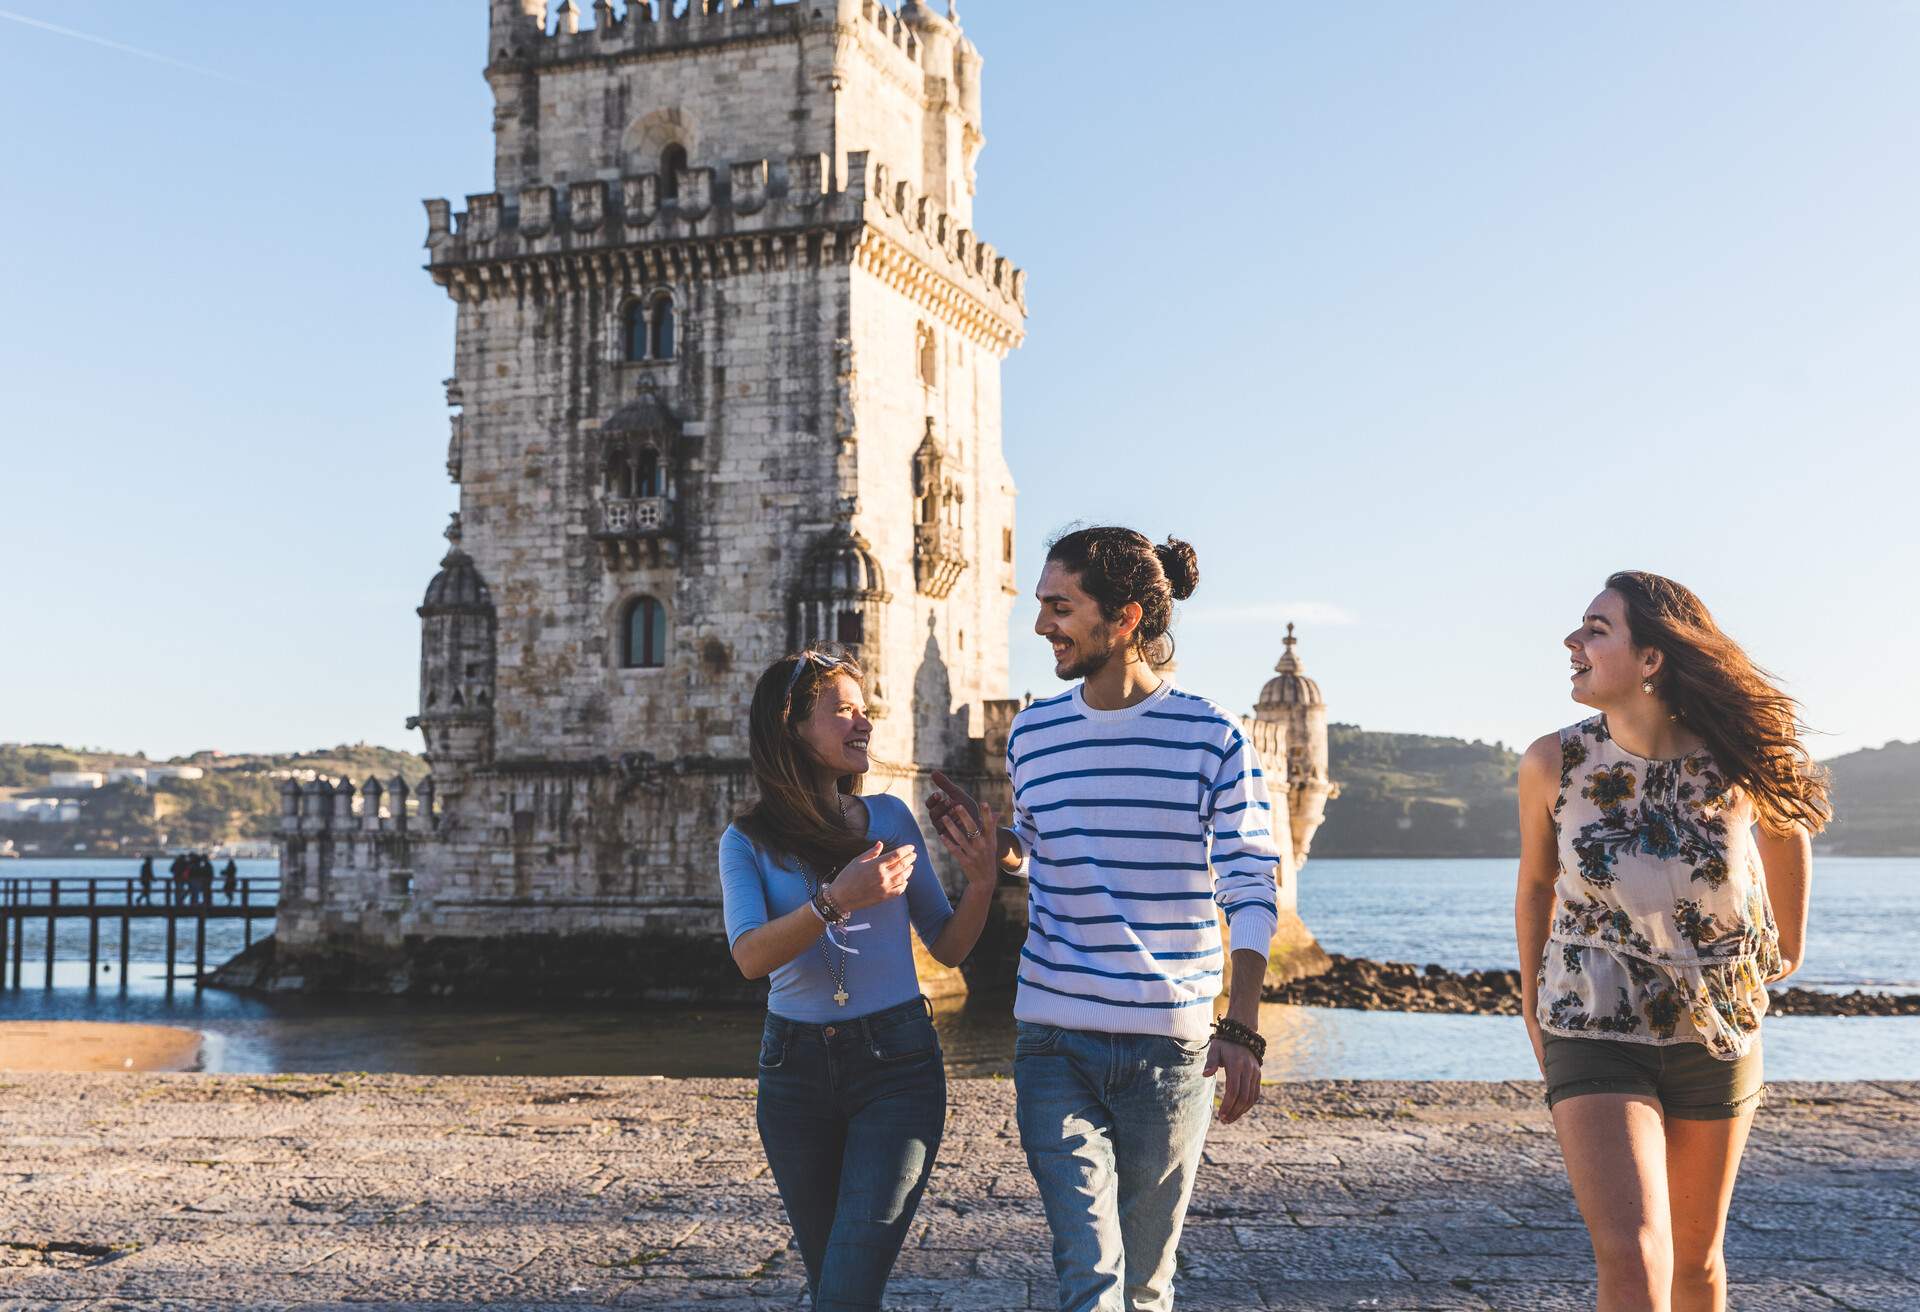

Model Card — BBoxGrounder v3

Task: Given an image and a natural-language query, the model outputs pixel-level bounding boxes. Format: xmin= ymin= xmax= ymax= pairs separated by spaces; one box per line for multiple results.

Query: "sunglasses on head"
xmin=784 ymin=649 xmax=847 ymax=700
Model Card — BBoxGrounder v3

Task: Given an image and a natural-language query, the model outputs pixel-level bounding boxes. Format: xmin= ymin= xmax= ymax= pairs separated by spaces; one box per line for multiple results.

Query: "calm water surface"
xmin=3 ymin=856 xmax=1913 ymax=1079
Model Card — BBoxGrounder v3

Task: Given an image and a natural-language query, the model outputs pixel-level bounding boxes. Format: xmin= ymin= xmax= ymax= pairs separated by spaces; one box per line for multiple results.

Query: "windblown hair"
xmin=734 ymin=651 xmax=873 ymax=874
xmin=1607 ymin=571 xmax=1831 ymax=836
xmin=1046 ymin=526 xmax=1199 ymax=661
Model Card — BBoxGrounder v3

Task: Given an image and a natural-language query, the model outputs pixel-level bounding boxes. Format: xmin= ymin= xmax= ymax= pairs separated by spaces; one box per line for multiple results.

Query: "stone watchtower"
xmin=260 ymin=0 xmax=1028 ymax=997
xmin=1252 ymin=624 xmax=1337 ymax=864
xmin=1247 ymin=624 xmax=1336 ymax=979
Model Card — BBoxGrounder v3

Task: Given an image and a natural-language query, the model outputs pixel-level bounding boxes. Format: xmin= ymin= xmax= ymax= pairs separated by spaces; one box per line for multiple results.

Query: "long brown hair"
xmin=1607 ymin=571 xmax=1830 ymax=836
xmin=735 ymin=650 xmax=873 ymax=874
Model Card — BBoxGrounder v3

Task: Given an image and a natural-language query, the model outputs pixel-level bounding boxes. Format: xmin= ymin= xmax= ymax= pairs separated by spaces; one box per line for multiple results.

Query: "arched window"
xmin=624 ymin=596 xmax=668 ymax=669
xmin=637 ymin=448 xmax=661 ymax=498
xmin=649 ymin=292 xmax=676 ymax=360
xmin=623 ymin=300 xmax=649 ymax=362
xmin=660 ymin=144 xmax=688 ymax=201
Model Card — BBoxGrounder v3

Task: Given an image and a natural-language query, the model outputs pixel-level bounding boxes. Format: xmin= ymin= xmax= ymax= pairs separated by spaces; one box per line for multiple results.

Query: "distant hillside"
xmin=1818 ymin=740 xmax=1920 ymax=856
xmin=0 ymin=742 xmax=429 ymax=855
xmin=1311 ymin=729 xmax=1919 ymax=860
xmin=1311 ymin=725 xmax=1521 ymax=858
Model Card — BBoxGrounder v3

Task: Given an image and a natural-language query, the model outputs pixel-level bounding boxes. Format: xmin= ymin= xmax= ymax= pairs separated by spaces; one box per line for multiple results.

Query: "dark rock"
xmin=1262 ymin=953 xmax=1920 ymax=1020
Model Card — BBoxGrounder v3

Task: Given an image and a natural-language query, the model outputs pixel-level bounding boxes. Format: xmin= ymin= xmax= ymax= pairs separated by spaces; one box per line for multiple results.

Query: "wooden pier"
xmin=0 ymin=877 xmax=278 ymax=993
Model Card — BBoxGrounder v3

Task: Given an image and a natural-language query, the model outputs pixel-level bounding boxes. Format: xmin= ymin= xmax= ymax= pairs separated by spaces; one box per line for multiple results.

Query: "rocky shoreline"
xmin=1264 ymin=953 xmax=1920 ymax=1017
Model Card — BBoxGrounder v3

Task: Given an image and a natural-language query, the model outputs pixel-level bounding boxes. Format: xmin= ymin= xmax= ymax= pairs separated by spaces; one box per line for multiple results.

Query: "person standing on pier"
xmin=931 ymin=527 xmax=1280 ymax=1312
xmin=166 ymin=853 xmax=186 ymax=906
xmin=220 ymin=858 xmax=238 ymax=904
xmin=719 ymin=649 xmax=1000 ymax=1312
xmin=1516 ymin=572 xmax=1824 ymax=1312
xmin=137 ymin=855 xmax=155 ymax=905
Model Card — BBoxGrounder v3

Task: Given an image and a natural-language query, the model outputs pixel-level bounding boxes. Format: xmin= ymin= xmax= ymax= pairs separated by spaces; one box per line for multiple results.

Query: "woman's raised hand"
xmin=827 ymin=841 xmax=916 ymax=913
xmin=933 ymin=800 xmax=999 ymax=893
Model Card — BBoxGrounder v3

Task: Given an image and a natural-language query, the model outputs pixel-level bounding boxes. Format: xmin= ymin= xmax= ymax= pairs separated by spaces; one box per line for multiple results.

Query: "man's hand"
xmin=1204 ymin=1035 xmax=1262 ymax=1125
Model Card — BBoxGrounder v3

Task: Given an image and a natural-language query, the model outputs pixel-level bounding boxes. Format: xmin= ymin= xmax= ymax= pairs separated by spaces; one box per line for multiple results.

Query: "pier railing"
xmin=0 ymin=876 xmax=281 ymax=993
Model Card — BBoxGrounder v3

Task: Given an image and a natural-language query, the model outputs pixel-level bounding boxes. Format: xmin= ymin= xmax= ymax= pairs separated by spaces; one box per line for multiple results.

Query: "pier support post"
xmin=165 ymin=913 xmax=177 ymax=997
xmin=194 ymin=914 xmax=207 ymax=988
xmin=87 ymin=883 xmax=100 ymax=989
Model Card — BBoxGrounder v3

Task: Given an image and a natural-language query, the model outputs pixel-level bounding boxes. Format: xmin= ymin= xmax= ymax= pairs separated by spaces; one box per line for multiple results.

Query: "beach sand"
xmin=0 ymin=1022 xmax=202 ymax=1072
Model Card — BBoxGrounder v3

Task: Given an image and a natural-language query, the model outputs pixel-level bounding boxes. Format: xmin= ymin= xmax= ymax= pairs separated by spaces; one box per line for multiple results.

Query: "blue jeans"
xmin=756 ymin=997 xmax=947 ymax=1312
xmin=1014 ymin=1022 xmax=1215 ymax=1312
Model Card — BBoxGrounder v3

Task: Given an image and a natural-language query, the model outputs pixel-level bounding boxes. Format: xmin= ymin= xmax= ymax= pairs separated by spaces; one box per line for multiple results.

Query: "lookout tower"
xmin=264 ymin=0 xmax=1028 ymax=996
xmin=1253 ymin=623 xmax=1337 ymax=865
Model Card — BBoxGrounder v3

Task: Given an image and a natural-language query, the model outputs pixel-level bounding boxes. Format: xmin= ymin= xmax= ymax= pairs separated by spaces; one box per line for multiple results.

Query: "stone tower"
xmin=259 ymin=0 xmax=1029 ymax=997
xmin=1252 ymin=623 xmax=1336 ymax=865
xmin=1241 ymin=623 xmax=1336 ymax=981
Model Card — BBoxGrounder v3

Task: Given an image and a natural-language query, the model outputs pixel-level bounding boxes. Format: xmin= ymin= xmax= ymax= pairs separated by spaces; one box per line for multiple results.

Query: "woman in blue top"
xmin=721 ymin=648 xmax=999 ymax=1312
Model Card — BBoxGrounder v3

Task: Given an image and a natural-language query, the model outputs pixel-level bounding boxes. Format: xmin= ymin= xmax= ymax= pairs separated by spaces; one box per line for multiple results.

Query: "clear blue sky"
xmin=3 ymin=2 xmax=1915 ymax=763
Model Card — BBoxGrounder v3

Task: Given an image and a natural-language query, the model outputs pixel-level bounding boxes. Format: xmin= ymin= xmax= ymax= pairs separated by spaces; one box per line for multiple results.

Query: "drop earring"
xmin=1642 ymin=680 xmax=1655 ymax=694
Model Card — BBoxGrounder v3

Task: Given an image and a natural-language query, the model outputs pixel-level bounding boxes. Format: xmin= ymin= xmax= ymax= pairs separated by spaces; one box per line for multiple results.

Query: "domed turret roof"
xmin=801 ymin=526 xmax=890 ymax=601
xmin=420 ymin=549 xmax=494 ymax=613
xmin=1257 ymin=623 xmax=1323 ymax=709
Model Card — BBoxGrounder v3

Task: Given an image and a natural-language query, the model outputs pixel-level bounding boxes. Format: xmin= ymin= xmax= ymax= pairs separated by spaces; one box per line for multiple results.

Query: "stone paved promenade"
xmin=1 ymin=1076 xmax=1915 ymax=1311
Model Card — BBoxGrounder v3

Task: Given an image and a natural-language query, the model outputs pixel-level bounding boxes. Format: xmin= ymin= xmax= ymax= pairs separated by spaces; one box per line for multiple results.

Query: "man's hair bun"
xmin=1156 ymin=538 xmax=1199 ymax=601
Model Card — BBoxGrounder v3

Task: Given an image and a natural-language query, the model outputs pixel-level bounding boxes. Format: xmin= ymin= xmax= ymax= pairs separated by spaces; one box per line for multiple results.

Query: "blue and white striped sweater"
xmin=1007 ymin=681 xmax=1286 ymax=1040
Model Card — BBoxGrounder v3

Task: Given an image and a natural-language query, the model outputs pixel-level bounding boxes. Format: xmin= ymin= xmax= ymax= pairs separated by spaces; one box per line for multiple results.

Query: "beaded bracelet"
xmin=1212 ymin=1016 xmax=1266 ymax=1064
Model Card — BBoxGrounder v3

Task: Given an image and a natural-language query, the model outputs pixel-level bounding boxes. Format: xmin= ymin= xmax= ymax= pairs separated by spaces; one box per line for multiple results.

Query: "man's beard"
xmin=1058 ymin=628 xmax=1117 ymax=681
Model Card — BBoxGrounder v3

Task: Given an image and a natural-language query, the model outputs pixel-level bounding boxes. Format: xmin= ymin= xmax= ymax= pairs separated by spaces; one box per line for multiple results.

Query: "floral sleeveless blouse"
xmin=1537 ymin=716 xmax=1781 ymax=1060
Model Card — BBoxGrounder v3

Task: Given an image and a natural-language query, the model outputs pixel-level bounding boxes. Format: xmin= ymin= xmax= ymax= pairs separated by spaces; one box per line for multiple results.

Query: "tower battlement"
xmin=424 ymin=150 xmax=1026 ymax=348
xmin=491 ymin=1 xmax=948 ymax=72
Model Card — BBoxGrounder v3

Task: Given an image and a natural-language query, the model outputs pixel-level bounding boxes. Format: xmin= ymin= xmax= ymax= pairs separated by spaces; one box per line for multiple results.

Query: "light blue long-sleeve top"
xmin=719 ymin=793 xmax=955 ymax=1023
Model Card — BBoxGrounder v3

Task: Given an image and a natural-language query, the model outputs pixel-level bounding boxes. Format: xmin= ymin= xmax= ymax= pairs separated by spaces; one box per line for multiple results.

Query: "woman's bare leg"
xmin=1552 ymin=1092 xmax=1673 ymax=1312
xmin=1664 ymin=1108 xmax=1755 ymax=1312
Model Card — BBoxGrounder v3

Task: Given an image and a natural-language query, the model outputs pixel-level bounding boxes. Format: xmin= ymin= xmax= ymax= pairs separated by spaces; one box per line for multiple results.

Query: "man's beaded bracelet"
xmin=1212 ymin=1017 xmax=1266 ymax=1063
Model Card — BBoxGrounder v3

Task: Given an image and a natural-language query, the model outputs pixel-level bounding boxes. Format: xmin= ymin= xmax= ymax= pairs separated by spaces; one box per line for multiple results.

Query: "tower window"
xmin=623 ymin=300 xmax=649 ymax=362
xmin=650 ymin=292 xmax=676 ymax=360
xmin=623 ymin=596 xmax=668 ymax=669
xmin=660 ymin=144 xmax=688 ymax=201
xmin=637 ymin=448 xmax=661 ymax=498
xmin=1003 ymin=528 xmax=1014 ymax=563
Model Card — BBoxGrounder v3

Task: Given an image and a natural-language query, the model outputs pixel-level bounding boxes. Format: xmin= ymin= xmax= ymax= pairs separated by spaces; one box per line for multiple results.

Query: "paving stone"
xmin=0 ymin=1076 xmax=1909 ymax=1309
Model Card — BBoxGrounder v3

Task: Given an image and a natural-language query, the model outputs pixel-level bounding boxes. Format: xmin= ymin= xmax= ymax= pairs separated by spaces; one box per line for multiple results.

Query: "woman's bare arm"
xmin=1514 ymin=733 xmax=1563 ymax=1075
xmin=1754 ymin=822 xmax=1812 ymax=981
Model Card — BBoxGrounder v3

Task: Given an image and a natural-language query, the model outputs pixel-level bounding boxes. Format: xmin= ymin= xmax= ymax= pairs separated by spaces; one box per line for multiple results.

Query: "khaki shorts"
xmin=1542 ymin=1033 xmax=1764 ymax=1121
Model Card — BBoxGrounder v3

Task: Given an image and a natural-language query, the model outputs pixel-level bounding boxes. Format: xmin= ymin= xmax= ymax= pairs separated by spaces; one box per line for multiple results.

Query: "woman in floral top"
xmin=1515 ymin=572 xmax=1827 ymax=1312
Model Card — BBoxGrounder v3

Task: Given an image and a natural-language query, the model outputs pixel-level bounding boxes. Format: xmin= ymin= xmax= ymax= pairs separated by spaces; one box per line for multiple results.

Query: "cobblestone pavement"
xmin=0 ymin=1076 xmax=1914 ymax=1310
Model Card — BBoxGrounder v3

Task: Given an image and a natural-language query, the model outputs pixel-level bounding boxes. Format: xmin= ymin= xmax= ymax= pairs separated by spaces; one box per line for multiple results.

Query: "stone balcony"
xmin=592 ymin=496 xmax=679 ymax=569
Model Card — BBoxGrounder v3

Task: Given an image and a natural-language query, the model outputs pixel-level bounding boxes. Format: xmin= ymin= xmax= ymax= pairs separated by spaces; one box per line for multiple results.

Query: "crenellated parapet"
xmin=424 ymin=149 xmax=1026 ymax=352
xmin=490 ymin=1 xmax=941 ymax=74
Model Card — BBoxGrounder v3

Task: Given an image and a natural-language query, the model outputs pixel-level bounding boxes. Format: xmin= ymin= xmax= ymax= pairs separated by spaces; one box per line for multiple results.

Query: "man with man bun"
xmin=931 ymin=526 xmax=1283 ymax=1312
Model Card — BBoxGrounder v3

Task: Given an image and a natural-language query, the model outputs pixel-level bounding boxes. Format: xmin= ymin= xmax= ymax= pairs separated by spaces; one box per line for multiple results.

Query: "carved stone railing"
xmin=597 ymin=496 xmax=676 ymax=536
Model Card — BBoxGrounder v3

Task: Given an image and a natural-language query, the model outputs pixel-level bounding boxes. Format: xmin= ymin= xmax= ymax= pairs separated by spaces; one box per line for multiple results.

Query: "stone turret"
xmin=1254 ymin=623 xmax=1337 ymax=866
xmin=793 ymin=522 xmax=893 ymax=718
xmin=412 ymin=535 xmax=498 ymax=772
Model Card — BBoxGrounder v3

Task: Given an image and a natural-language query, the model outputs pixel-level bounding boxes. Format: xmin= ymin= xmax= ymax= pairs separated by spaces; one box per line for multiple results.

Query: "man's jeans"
xmin=1014 ymin=1022 xmax=1215 ymax=1312
xmin=756 ymin=998 xmax=946 ymax=1312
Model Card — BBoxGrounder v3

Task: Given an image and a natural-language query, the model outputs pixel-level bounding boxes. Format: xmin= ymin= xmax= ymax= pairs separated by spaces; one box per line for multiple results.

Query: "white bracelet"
xmin=807 ymin=896 xmax=829 ymax=926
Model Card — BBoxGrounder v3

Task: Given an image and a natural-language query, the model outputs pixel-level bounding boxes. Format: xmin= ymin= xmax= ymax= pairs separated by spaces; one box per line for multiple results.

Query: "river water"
xmin=2 ymin=856 xmax=1914 ymax=1079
